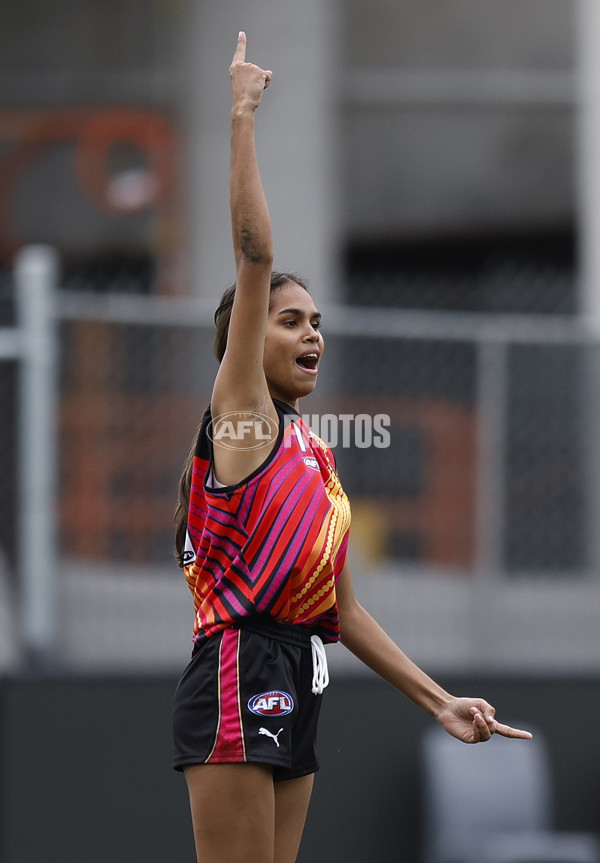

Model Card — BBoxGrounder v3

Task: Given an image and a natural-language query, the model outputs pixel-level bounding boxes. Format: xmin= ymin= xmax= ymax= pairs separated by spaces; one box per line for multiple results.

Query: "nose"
xmin=303 ymin=332 xmax=320 ymax=347
xmin=303 ymin=323 xmax=320 ymax=342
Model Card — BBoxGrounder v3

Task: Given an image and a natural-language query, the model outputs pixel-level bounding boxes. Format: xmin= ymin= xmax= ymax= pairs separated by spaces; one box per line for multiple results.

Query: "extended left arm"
xmin=336 ymin=560 xmax=532 ymax=743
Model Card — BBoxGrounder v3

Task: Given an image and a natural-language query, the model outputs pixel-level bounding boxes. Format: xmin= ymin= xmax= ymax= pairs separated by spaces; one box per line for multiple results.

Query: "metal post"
xmin=470 ymin=338 xmax=509 ymax=668
xmin=576 ymin=0 xmax=600 ymax=577
xmin=577 ymin=0 xmax=600 ymax=327
xmin=475 ymin=339 xmax=508 ymax=579
xmin=15 ymin=245 xmax=59 ymax=665
xmin=182 ymin=0 xmax=341 ymax=306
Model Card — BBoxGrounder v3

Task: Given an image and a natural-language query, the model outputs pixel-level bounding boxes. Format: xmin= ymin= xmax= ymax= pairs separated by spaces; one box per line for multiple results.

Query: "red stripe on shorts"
xmin=208 ymin=628 xmax=246 ymax=762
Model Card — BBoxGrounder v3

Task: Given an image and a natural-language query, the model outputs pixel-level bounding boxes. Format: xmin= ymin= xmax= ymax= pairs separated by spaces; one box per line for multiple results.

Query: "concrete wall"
xmin=341 ymin=0 xmax=575 ymax=238
xmin=0 ymin=0 xmax=577 ymax=269
xmin=1 ymin=673 xmax=598 ymax=863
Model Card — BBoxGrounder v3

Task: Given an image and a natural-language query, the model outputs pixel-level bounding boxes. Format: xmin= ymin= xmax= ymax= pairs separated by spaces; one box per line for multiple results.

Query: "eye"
xmin=283 ymin=319 xmax=297 ymax=327
xmin=311 ymin=319 xmax=322 ymax=331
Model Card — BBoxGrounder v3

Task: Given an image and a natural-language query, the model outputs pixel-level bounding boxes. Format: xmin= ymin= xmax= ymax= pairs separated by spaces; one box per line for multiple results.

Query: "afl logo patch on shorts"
xmin=303 ymin=456 xmax=319 ymax=470
xmin=247 ymin=691 xmax=294 ymax=716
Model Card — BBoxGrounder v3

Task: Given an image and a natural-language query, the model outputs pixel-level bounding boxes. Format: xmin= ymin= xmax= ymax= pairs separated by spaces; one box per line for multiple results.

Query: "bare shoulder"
xmin=209 ymin=398 xmax=281 ymax=487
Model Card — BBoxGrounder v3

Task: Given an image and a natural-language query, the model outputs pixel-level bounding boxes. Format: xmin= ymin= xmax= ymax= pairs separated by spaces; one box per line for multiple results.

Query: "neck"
xmin=268 ymin=389 xmax=300 ymax=412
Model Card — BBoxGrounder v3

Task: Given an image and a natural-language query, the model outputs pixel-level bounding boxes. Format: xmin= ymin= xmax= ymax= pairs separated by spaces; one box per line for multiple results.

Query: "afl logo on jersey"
xmin=248 ymin=691 xmax=294 ymax=717
xmin=303 ymin=456 xmax=319 ymax=471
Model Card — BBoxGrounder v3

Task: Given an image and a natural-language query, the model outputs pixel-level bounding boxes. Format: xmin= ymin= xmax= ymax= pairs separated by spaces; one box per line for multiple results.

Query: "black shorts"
xmin=172 ymin=617 xmax=323 ymax=781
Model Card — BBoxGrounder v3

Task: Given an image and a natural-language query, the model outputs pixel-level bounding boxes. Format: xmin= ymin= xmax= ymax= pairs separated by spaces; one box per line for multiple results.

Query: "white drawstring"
xmin=310 ymin=635 xmax=329 ymax=695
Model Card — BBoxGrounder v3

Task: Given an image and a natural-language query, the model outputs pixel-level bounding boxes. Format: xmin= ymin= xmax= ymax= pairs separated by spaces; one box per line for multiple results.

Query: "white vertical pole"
xmin=576 ymin=1 xmax=600 ymax=576
xmin=15 ymin=245 xmax=59 ymax=664
xmin=182 ymin=0 xmax=342 ymax=307
xmin=577 ymin=0 xmax=600 ymax=326
xmin=475 ymin=340 xmax=508 ymax=580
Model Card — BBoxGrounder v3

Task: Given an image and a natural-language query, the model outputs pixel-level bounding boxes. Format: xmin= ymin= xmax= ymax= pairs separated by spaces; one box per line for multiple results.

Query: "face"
xmin=263 ymin=281 xmax=324 ymax=407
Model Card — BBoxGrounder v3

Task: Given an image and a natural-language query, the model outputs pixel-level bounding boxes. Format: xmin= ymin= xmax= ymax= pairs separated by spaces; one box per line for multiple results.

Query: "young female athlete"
xmin=172 ymin=31 xmax=532 ymax=863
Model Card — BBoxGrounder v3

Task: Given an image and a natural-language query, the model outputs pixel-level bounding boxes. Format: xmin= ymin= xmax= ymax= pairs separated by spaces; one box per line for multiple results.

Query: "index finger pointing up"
xmin=232 ymin=31 xmax=246 ymax=64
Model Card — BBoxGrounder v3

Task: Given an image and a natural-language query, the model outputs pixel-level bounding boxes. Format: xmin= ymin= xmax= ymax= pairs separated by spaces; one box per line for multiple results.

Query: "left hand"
xmin=437 ymin=697 xmax=533 ymax=744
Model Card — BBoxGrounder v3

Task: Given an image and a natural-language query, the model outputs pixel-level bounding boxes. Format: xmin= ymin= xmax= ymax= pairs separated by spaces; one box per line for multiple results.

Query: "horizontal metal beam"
xmin=342 ymin=68 xmax=576 ymax=108
xmin=58 ymin=289 xmax=593 ymax=345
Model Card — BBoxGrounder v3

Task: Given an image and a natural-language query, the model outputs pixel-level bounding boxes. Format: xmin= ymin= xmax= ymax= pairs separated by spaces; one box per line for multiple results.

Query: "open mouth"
xmin=296 ymin=352 xmax=319 ymax=373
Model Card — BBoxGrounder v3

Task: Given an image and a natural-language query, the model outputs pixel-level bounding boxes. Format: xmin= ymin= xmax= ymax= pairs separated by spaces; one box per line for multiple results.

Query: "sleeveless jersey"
xmin=182 ymin=399 xmax=351 ymax=645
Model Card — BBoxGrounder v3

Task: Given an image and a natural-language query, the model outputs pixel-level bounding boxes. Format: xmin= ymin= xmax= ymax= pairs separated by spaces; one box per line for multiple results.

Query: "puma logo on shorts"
xmin=259 ymin=727 xmax=284 ymax=747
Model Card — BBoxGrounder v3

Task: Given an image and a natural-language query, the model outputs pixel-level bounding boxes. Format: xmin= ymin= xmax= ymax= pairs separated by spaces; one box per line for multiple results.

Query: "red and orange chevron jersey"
xmin=182 ymin=399 xmax=351 ymax=646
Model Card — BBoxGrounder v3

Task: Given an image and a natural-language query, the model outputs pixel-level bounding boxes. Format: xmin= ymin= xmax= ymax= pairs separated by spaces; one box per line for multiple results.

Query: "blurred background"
xmin=1 ymin=1 xmax=599 ymax=861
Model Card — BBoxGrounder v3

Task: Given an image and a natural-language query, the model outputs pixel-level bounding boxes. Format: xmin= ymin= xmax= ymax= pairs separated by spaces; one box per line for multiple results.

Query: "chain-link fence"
xmin=1 ymin=247 xmax=599 ymax=674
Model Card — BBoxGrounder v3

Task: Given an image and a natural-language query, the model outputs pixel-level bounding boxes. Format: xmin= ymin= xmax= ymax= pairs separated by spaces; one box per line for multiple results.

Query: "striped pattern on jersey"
xmin=182 ymin=400 xmax=351 ymax=645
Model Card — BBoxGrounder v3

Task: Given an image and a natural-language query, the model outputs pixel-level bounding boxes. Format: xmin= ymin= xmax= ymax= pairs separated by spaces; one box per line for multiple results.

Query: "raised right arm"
xmin=212 ymin=32 xmax=275 ymax=420
xmin=210 ymin=33 xmax=279 ymax=485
